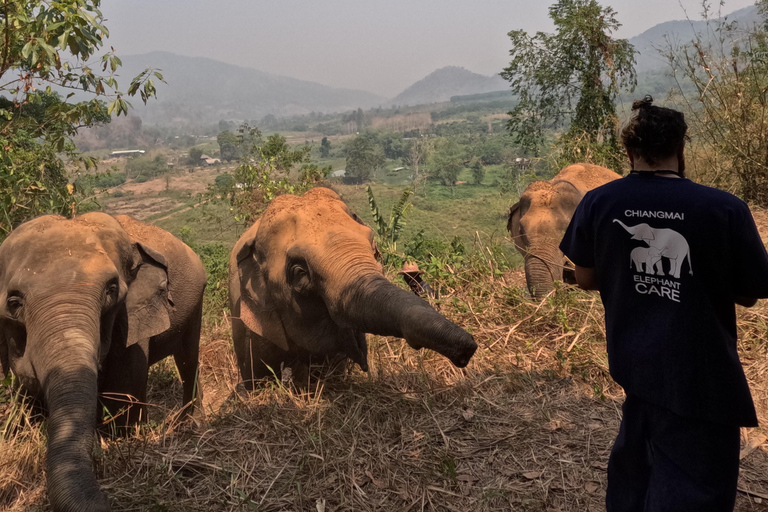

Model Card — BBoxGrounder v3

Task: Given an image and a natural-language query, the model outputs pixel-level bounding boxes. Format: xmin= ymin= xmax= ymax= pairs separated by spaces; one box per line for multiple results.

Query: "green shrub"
xmin=126 ymin=155 xmax=168 ymax=180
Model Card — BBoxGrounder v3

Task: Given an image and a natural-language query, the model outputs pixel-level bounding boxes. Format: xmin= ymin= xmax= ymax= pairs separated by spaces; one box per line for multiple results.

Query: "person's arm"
xmin=732 ymin=202 xmax=768 ymax=306
xmin=560 ymin=195 xmax=597 ymax=290
xmin=574 ymin=265 xmax=598 ymax=291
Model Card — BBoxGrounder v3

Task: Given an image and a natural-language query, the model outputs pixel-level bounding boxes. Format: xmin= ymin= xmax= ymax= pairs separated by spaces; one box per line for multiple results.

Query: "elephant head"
xmin=230 ymin=187 xmax=477 ymax=383
xmin=508 ymin=180 xmax=582 ymax=298
xmin=507 ymin=163 xmax=620 ymax=299
xmin=0 ymin=212 xmax=173 ymax=512
xmin=614 ymin=219 xmax=655 ymax=242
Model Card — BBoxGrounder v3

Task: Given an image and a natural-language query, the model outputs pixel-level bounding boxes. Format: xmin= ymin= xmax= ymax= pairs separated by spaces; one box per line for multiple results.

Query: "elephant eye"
xmin=288 ymin=263 xmax=311 ymax=291
xmin=104 ymin=280 xmax=120 ymax=305
xmin=6 ymin=293 xmax=23 ymax=317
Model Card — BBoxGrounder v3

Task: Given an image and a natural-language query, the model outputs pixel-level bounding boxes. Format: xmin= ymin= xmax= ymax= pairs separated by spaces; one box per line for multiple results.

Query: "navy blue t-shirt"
xmin=560 ymin=173 xmax=768 ymax=427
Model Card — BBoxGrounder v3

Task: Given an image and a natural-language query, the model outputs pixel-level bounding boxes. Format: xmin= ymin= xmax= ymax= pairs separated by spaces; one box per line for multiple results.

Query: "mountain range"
xmin=116 ymin=5 xmax=763 ymax=126
xmin=120 ymin=52 xmax=384 ymax=125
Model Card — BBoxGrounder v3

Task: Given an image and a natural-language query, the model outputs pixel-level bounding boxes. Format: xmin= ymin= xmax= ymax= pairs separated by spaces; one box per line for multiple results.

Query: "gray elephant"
xmin=614 ymin=219 xmax=693 ymax=278
xmin=229 ymin=187 xmax=477 ymax=385
xmin=0 ymin=212 xmax=206 ymax=512
xmin=630 ymin=246 xmax=652 ymax=273
xmin=507 ymin=163 xmax=621 ymax=298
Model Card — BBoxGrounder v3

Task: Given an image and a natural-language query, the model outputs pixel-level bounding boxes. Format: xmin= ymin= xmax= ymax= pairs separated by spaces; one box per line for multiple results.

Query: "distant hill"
xmin=114 ymin=52 xmax=384 ymax=126
xmin=389 ymin=66 xmax=508 ymax=107
xmin=629 ymin=5 xmax=761 ymax=73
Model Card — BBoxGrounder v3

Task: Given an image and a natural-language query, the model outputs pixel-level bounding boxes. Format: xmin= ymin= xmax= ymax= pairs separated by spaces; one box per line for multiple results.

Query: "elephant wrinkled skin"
xmin=507 ymin=163 xmax=621 ymax=299
xmin=0 ymin=212 xmax=206 ymax=512
xmin=229 ymin=187 xmax=477 ymax=385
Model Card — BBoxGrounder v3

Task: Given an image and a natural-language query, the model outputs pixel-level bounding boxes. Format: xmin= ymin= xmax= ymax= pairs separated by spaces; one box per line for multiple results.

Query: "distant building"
xmin=109 ymin=150 xmax=145 ymax=158
xmin=330 ymin=170 xmax=346 ymax=178
xmin=203 ymin=158 xmax=221 ymax=166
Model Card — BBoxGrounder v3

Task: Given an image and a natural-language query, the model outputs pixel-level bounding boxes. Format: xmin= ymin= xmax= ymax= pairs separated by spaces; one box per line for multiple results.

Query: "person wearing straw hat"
xmin=399 ymin=262 xmax=436 ymax=299
xmin=560 ymin=96 xmax=768 ymax=511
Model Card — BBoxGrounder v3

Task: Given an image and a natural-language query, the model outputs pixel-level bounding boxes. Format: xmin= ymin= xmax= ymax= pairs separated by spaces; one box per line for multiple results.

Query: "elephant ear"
xmin=125 ymin=242 xmax=172 ymax=347
xmin=236 ymin=232 xmax=290 ymax=352
xmin=507 ymin=202 xmax=526 ymax=253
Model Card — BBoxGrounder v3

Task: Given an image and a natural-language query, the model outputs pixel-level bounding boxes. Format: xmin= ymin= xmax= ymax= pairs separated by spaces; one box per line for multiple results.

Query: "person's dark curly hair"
xmin=620 ymin=95 xmax=689 ymax=167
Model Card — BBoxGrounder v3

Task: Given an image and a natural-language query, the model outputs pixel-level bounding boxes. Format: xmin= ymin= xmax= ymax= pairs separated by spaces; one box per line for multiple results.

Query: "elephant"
xmin=229 ymin=187 xmax=477 ymax=385
xmin=0 ymin=212 xmax=207 ymax=512
xmin=630 ymin=246 xmax=652 ymax=273
xmin=614 ymin=219 xmax=693 ymax=278
xmin=507 ymin=163 xmax=621 ymax=298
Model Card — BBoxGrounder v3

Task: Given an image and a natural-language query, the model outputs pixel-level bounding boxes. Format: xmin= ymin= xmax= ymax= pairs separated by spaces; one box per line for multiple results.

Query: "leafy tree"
xmin=345 ymin=135 xmax=384 ymax=184
xmin=501 ymin=0 xmax=636 ymax=168
xmin=214 ymin=173 xmax=235 ymax=190
xmin=206 ymin=126 xmax=328 ymax=225
xmin=320 ymin=136 xmax=332 ymax=157
xmin=217 ymin=130 xmax=240 ymax=161
xmin=470 ymin=158 xmax=486 ymax=185
xmin=261 ymin=133 xmax=309 ymax=171
xmin=379 ymin=132 xmax=406 ymax=160
xmin=0 ymin=0 xmax=162 ymax=239
xmin=188 ymin=147 xmax=203 ymax=164
xmin=430 ymin=138 xmax=465 ymax=194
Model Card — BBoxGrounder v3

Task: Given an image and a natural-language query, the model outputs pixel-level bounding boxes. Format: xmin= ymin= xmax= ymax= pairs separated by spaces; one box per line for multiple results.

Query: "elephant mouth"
xmin=337 ymin=325 xmax=369 ymax=372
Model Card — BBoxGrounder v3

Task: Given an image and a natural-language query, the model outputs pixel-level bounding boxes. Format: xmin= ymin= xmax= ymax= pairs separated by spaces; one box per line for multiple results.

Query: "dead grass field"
xmin=3 ymin=210 xmax=768 ymax=510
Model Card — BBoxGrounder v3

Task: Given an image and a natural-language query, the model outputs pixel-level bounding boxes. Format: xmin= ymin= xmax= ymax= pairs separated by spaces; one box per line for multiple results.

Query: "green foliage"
xmin=188 ymin=147 xmax=204 ymax=164
xmin=75 ymin=171 xmax=126 ymax=192
xmin=126 ymin=155 xmax=168 ymax=180
xmin=501 ymin=0 xmax=636 ymax=168
xmin=345 ymin=134 xmax=385 ymax=184
xmin=319 ymin=136 xmax=332 ymax=157
xmin=261 ymin=133 xmax=310 ymax=171
xmin=470 ymin=158 xmax=486 ymax=185
xmin=0 ymin=129 xmax=73 ymax=240
xmin=367 ymin=186 xmax=413 ymax=263
xmin=0 ymin=0 xmax=161 ymax=238
xmin=214 ymin=173 xmax=235 ymax=190
xmin=429 ymin=138 xmax=466 ymax=192
xmin=217 ymin=130 xmax=240 ymax=161
xmin=206 ymin=125 xmax=326 ymax=226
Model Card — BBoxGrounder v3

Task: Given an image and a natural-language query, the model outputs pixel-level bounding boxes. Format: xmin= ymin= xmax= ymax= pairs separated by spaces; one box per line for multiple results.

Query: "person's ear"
xmin=626 ymin=150 xmax=635 ymax=170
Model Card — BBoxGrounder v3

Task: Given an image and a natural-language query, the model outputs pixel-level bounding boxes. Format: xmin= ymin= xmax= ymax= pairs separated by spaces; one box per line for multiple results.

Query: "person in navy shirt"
xmin=560 ymin=96 xmax=768 ymax=511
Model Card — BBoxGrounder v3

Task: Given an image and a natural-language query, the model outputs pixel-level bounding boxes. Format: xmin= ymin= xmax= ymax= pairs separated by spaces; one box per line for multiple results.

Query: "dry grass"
xmin=3 ymin=246 xmax=768 ymax=510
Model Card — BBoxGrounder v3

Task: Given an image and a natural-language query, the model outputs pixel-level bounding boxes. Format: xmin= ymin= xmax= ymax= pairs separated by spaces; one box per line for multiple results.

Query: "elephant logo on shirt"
xmin=614 ymin=219 xmax=693 ymax=278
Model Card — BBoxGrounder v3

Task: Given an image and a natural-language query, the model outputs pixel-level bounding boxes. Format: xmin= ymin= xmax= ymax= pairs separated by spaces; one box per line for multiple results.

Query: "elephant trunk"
xmin=524 ymin=243 xmax=564 ymax=299
xmin=329 ymin=274 xmax=477 ymax=368
xmin=28 ymin=299 xmax=110 ymax=512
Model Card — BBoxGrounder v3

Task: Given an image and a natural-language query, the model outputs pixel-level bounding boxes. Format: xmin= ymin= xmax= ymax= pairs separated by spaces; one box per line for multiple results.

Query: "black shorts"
xmin=606 ymin=394 xmax=741 ymax=512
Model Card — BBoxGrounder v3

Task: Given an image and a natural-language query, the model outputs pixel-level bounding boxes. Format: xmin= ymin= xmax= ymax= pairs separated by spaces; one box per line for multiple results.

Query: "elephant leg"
xmin=237 ymin=329 xmax=290 ymax=390
xmin=669 ymin=258 xmax=682 ymax=279
xmin=100 ymin=340 xmax=150 ymax=432
xmin=645 ymin=256 xmax=655 ymax=275
xmin=653 ymin=258 xmax=665 ymax=276
xmin=173 ymin=302 xmax=203 ymax=419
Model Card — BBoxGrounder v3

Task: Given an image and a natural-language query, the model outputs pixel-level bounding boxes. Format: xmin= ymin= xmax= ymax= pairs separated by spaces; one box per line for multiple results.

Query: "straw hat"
xmin=399 ymin=262 xmax=423 ymax=274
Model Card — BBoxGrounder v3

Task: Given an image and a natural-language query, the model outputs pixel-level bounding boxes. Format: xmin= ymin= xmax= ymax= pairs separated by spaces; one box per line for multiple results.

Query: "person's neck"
xmin=631 ymin=156 xmax=682 ymax=178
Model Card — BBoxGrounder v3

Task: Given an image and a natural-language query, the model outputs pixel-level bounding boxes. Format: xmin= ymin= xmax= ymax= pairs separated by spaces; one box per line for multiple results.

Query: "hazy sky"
xmin=101 ymin=0 xmax=756 ymax=98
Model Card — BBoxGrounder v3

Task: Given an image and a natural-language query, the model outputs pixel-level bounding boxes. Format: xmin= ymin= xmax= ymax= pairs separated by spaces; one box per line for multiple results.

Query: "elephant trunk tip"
xmin=449 ymin=333 xmax=477 ymax=368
